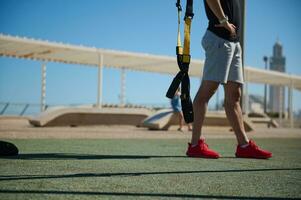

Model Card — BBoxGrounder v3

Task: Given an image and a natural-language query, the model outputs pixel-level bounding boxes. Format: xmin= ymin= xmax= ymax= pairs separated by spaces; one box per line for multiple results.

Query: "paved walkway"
xmin=0 ymin=117 xmax=301 ymax=139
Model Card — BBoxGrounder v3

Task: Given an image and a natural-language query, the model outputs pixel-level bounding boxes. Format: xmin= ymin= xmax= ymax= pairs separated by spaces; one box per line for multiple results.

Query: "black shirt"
xmin=204 ymin=0 xmax=241 ymax=42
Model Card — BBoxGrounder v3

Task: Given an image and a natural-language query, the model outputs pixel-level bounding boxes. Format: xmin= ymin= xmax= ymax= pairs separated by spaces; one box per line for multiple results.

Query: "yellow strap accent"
xmin=183 ymin=17 xmax=192 ymax=56
xmin=177 ymin=46 xmax=183 ymax=55
xmin=177 ymin=10 xmax=182 ymax=53
xmin=182 ymin=54 xmax=190 ymax=63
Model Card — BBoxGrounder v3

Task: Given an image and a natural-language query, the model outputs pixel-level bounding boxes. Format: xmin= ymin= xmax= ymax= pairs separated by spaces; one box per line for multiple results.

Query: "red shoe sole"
xmin=186 ymin=153 xmax=219 ymax=159
xmin=235 ymin=154 xmax=272 ymax=159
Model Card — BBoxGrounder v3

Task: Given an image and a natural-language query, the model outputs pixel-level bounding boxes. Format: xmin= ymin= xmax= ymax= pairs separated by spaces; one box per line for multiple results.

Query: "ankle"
xmin=191 ymin=143 xmax=198 ymax=148
xmin=240 ymin=143 xmax=249 ymax=148
xmin=191 ymin=139 xmax=198 ymax=146
xmin=191 ymin=137 xmax=205 ymax=146
xmin=236 ymin=133 xmax=249 ymax=145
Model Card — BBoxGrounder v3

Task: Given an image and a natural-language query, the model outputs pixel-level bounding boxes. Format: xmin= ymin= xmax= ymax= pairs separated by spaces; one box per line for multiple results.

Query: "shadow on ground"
xmin=0 ymin=166 xmax=300 ymax=181
xmin=1 ymin=153 xmax=188 ymax=160
xmin=0 ymin=189 xmax=299 ymax=200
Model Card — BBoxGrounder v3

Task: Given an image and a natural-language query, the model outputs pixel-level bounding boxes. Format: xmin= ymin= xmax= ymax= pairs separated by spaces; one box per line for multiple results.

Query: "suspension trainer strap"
xmin=166 ymin=0 xmax=194 ymax=123
xmin=176 ymin=0 xmax=182 ymax=51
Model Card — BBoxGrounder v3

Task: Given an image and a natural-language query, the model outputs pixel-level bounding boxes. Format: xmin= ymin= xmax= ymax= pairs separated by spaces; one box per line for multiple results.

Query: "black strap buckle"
xmin=176 ymin=0 xmax=182 ymax=11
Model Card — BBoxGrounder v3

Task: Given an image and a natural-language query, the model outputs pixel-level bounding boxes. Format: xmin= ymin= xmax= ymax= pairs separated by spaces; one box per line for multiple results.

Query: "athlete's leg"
xmin=224 ymin=81 xmax=249 ymax=145
xmin=191 ymin=80 xmax=219 ymax=145
xmin=178 ymin=112 xmax=184 ymax=131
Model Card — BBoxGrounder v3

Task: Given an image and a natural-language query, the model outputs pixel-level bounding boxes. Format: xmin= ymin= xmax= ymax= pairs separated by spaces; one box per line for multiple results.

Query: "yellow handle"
xmin=183 ymin=17 xmax=191 ymax=55
xmin=177 ymin=10 xmax=182 ymax=49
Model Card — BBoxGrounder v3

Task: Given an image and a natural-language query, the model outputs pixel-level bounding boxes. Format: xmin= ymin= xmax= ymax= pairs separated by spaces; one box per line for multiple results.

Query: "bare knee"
xmin=194 ymin=88 xmax=217 ymax=105
xmin=224 ymin=89 xmax=241 ymax=107
xmin=193 ymin=81 xmax=219 ymax=106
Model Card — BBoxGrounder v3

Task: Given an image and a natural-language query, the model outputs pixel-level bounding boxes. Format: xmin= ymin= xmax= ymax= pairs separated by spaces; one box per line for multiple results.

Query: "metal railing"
xmin=0 ymin=102 xmax=42 ymax=116
xmin=0 ymin=102 xmax=170 ymax=116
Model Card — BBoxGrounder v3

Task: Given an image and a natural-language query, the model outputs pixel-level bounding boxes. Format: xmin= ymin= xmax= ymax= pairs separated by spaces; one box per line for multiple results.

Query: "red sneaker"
xmin=235 ymin=140 xmax=272 ymax=159
xmin=186 ymin=139 xmax=220 ymax=158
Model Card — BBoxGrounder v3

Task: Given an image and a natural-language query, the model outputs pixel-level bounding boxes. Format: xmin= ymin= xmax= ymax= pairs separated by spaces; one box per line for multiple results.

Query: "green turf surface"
xmin=0 ymin=138 xmax=300 ymax=200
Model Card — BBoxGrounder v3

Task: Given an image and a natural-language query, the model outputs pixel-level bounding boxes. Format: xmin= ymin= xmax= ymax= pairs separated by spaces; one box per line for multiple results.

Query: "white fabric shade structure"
xmin=0 ymin=34 xmax=203 ymax=78
xmin=0 ymin=33 xmax=300 ymax=128
xmin=1 ymin=33 xmax=301 ymax=90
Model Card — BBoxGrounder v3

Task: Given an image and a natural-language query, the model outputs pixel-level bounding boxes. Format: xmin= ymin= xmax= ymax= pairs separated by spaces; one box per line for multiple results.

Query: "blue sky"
xmin=0 ymin=0 xmax=301 ymax=112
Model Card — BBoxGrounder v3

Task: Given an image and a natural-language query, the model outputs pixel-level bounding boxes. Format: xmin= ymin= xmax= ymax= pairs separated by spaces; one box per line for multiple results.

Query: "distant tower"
xmin=269 ymin=40 xmax=286 ymax=113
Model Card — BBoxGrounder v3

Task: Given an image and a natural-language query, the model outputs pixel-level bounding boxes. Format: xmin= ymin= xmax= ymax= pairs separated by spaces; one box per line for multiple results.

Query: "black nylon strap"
xmin=176 ymin=0 xmax=182 ymax=11
xmin=166 ymin=71 xmax=184 ymax=99
xmin=166 ymin=0 xmax=194 ymax=123
xmin=181 ymin=72 xmax=193 ymax=123
xmin=185 ymin=0 xmax=194 ymax=19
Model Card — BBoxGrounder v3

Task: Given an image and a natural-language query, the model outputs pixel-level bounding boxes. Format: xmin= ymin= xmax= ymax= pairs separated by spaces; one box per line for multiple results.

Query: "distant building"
xmin=269 ymin=40 xmax=286 ymax=113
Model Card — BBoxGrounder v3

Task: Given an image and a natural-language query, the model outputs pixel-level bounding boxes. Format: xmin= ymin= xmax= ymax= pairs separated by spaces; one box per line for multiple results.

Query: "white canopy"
xmin=1 ymin=33 xmax=301 ymax=90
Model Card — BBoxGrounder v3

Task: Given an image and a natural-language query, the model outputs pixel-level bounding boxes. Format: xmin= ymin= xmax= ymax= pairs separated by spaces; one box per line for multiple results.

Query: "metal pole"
xmin=244 ymin=70 xmax=249 ymax=114
xmin=282 ymin=86 xmax=284 ymax=125
xmin=97 ymin=53 xmax=103 ymax=108
xmin=120 ymin=67 xmax=126 ymax=107
xmin=0 ymin=103 xmax=9 ymax=115
xmin=288 ymin=79 xmax=294 ymax=128
xmin=239 ymin=0 xmax=246 ymax=112
xmin=278 ymin=85 xmax=283 ymax=127
xmin=216 ymin=88 xmax=219 ymax=111
xmin=263 ymin=56 xmax=268 ymax=113
xmin=20 ymin=104 xmax=30 ymax=116
xmin=40 ymin=62 xmax=47 ymax=112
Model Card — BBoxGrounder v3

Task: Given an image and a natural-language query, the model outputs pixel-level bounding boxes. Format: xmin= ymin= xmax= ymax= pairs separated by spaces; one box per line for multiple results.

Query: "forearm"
xmin=206 ymin=0 xmax=226 ymax=21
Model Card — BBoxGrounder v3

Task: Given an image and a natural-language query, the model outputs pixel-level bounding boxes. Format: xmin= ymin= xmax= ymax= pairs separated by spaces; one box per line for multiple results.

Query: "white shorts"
xmin=201 ymin=30 xmax=244 ymax=84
